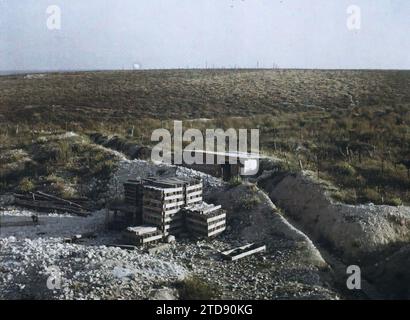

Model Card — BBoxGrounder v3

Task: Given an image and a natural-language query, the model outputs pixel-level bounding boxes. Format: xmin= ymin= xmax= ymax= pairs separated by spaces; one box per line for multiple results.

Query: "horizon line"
xmin=1 ymin=67 xmax=410 ymax=76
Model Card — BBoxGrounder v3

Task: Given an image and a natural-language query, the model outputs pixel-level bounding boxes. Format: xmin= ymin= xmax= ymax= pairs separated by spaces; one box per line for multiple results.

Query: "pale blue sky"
xmin=1 ymin=0 xmax=409 ymax=71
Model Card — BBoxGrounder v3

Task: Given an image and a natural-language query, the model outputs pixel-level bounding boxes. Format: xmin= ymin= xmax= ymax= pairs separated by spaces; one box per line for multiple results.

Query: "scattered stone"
xmin=166 ymin=235 xmax=176 ymax=244
xmin=147 ymin=244 xmax=171 ymax=255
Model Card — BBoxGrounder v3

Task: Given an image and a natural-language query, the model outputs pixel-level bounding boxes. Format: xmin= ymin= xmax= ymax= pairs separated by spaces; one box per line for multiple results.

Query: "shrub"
xmin=49 ymin=179 xmax=76 ymax=198
xmin=177 ymin=276 xmax=221 ymax=300
xmin=91 ymin=159 xmax=116 ymax=177
xmin=228 ymin=176 xmax=242 ymax=187
xmin=386 ymin=197 xmax=403 ymax=207
xmin=56 ymin=140 xmax=72 ymax=164
xmin=18 ymin=177 xmax=35 ymax=193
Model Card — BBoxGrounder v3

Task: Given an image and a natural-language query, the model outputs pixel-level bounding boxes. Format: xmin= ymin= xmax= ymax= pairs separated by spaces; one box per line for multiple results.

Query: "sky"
xmin=0 ymin=0 xmax=409 ymax=71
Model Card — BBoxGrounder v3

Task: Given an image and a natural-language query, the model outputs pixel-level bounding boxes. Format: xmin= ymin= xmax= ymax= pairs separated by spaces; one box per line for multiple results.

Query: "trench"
xmin=254 ymin=185 xmax=374 ymax=299
xmin=271 ymin=207 xmax=378 ymax=299
xmin=256 ymin=173 xmax=410 ymax=299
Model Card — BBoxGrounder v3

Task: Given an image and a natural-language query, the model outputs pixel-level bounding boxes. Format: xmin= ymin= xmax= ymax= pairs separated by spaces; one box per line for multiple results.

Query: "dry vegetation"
xmin=1 ymin=69 xmax=409 ymax=124
xmin=0 ymin=132 xmax=118 ymax=200
xmin=0 ymin=69 xmax=409 ymax=205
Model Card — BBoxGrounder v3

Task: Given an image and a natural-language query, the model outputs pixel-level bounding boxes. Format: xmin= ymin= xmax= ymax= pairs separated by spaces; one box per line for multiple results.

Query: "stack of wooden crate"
xmin=123 ymin=179 xmax=144 ymax=224
xmin=184 ymin=203 xmax=226 ymax=238
xmin=141 ymin=177 xmax=202 ymax=236
xmin=122 ymin=176 xmax=226 ymax=242
xmin=123 ymin=180 xmax=143 ymax=206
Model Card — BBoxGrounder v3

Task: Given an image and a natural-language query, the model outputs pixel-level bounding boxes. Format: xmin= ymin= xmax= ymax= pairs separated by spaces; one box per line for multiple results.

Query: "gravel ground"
xmin=0 ymin=184 xmax=340 ymax=300
xmin=157 ymin=238 xmax=339 ymax=300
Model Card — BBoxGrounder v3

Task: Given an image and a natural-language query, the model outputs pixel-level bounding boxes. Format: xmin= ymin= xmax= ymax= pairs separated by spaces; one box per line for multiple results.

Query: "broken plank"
xmin=63 ymin=232 xmax=97 ymax=243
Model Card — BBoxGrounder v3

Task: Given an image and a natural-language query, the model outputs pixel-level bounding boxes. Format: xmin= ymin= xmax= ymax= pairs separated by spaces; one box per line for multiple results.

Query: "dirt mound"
xmin=260 ymin=171 xmax=410 ymax=261
xmin=210 ymin=183 xmax=327 ymax=268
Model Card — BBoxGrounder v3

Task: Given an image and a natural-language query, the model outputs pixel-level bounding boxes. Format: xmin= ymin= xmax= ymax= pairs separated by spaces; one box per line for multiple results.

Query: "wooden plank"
xmin=36 ymin=191 xmax=85 ymax=210
xmin=186 ymin=190 xmax=202 ymax=197
xmin=164 ymin=200 xmax=185 ymax=209
xmin=164 ymin=194 xmax=184 ymax=201
xmin=141 ymin=234 xmax=164 ymax=243
xmin=207 ymin=226 xmax=226 ymax=237
xmin=186 ymin=184 xmax=203 ymax=191
xmin=186 ymin=216 xmax=224 ymax=226
xmin=186 ymin=197 xmax=203 ymax=205
xmin=221 ymin=244 xmax=266 ymax=261
xmin=106 ymin=244 xmax=138 ymax=251
xmin=14 ymin=199 xmax=89 ymax=217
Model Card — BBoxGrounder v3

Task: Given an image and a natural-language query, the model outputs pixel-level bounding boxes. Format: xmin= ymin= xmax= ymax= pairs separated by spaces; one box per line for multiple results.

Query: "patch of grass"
xmin=0 ymin=132 xmax=119 ymax=199
xmin=332 ymin=189 xmax=357 ymax=204
xmin=56 ymin=140 xmax=73 ymax=164
xmin=45 ymin=174 xmax=73 ymax=197
xmin=332 ymin=161 xmax=356 ymax=177
xmin=228 ymin=176 xmax=242 ymax=187
xmin=239 ymin=195 xmax=262 ymax=210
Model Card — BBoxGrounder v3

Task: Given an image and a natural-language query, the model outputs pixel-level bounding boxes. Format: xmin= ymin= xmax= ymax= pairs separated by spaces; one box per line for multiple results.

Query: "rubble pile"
xmin=107 ymin=159 xmax=224 ymax=200
xmin=0 ymin=237 xmax=187 ymax=300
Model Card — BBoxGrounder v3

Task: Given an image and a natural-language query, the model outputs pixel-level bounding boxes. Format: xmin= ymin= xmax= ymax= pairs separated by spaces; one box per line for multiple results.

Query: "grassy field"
xmin=1 ymin=69 xmax=409 ymax=124
xmin=0 ymin=69 xmax=409 ymax=205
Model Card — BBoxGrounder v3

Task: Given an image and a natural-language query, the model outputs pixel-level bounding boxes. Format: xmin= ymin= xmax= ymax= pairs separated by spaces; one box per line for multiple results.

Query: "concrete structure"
xmin=183 ymin=150 xmax=261 ymax=181
xmin=184 ymin=202 xmax=226 ymax=238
